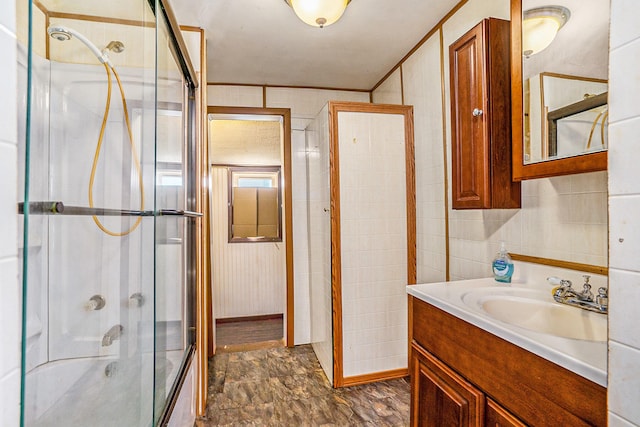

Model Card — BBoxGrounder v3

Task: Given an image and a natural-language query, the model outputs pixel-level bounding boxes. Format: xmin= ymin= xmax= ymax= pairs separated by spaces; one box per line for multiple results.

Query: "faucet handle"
xmin=548 ymin=276 xmax=572 ymax=288
xmin=582 ymin=275 xmax=591 ymax=285
xmin=581 ymin=283 xmax=594 ymax=301
xmin=596 ymin=287 xmax=608 ymax=311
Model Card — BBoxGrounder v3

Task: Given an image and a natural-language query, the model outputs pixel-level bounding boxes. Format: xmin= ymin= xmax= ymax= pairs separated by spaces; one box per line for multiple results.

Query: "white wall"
xmin=373 ymin=0 xmax=608 ymax=282
xmin=0 ymin=0 xmax=19 ymax=423
xmin=338 ymin=110 xmax=409 ymax=378
xmin=306 ymin=104 xmax=333 ymax=383
xmin=209 ymin=166 xmax=286 ymax=319
xmin=208 ymin=85 xmax=369 ymax=344
xmin=608 ymin=0 xmax=640 ymax=424
xmin=402 ymin=33 xmax=447 ymax=284
xmin=371 ymin=69 xmax=402 ymax=105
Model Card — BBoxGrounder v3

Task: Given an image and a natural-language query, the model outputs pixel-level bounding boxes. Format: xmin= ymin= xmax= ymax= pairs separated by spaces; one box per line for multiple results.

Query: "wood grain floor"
xmin=216 ymin=317 xmax=284 ymax=353
xmin=197 ymin=345 xmax=411 ymax=426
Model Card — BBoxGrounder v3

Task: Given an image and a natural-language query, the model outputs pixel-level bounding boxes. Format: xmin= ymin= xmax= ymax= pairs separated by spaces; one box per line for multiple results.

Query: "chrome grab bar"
xmin=18 ymin=202 xmax=203 ymax=218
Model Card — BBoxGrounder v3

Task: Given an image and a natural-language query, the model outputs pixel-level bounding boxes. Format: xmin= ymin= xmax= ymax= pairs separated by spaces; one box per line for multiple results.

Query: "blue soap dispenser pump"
xmin=492 ymin=241 xmax=514 ymax=283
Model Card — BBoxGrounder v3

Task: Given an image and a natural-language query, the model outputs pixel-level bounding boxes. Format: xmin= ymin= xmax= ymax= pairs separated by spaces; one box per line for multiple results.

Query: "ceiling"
xmin=169 ymin=0 xmax=460 ymax=90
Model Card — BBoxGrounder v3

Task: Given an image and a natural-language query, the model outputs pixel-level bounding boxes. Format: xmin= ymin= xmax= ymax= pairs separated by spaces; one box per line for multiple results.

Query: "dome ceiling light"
xmin=284 ymin=0 xmax=351 ymax=28
xmin=522 ymin=5 xmax=570 ymax=57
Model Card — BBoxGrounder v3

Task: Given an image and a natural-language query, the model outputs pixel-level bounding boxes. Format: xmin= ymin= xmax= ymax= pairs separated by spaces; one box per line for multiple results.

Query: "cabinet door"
xmin=411 ymin=344 xmax=484 ymax=427
xmin=485 ymin=398 xmax=527 ymax=427
xmin=449 ymin=18 xmax=520 ymax=210
xmin=450 ymin=20 xmax=490 ymax=209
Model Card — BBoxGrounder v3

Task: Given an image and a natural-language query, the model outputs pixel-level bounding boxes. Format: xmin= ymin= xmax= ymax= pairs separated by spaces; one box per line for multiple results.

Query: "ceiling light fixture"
xmin=284 ymin=0 xmax=351 ymax=28
xmin=522 ymin=6 xmax=570 ymax=58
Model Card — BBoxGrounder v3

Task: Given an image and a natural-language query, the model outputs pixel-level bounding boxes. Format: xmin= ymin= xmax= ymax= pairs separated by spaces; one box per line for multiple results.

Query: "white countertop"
xmin=407 ymin=276 xmax=607 ymax=387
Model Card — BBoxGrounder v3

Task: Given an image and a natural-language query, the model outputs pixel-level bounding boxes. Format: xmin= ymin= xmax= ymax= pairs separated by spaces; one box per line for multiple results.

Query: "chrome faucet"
xmin=101 ymin=324 xmax=124 ymax=346
xmin=548 ymin=275 xmax=607 ymax=314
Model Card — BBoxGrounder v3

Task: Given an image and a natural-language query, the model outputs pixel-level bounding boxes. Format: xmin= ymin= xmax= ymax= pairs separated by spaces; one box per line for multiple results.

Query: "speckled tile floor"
xmin=195 ymin=345 xmax=410 ymax=426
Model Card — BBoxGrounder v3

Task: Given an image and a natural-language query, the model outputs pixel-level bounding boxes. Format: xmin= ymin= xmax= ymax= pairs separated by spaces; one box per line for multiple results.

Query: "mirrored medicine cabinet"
xmin=511 ymin=0 xmax=610 ymax=180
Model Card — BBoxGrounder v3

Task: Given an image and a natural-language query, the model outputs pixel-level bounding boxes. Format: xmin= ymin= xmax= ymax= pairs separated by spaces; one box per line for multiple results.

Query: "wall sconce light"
xmin=522 ymin=6 xmax=570 ymax=57
xmin=284 ymin=0 xmax=351 ymax=28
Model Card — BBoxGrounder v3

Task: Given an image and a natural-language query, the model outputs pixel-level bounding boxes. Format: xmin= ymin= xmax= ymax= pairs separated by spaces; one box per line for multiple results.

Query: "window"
xmin=228 ymin=166 xmax=282 ymax=242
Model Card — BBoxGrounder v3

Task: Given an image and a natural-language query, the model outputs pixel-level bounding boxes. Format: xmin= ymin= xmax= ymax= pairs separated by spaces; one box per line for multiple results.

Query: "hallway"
xmin=196 ymin=345 xmax=410 ymax=426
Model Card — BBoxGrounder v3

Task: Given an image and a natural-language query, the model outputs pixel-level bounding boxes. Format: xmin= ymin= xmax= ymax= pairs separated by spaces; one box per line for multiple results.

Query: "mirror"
xmin=511 ymin=0 xmax=610 ymax=180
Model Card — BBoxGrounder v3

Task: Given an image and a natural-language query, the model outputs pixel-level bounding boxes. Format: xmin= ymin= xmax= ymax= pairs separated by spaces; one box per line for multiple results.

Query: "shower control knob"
xmin=85 ymin=295 xmax=105 ymax=311
xmin=472 ymin=108 xmax=483 ymax=117
xmin=129 ymin=293 xmax=145 ymax=308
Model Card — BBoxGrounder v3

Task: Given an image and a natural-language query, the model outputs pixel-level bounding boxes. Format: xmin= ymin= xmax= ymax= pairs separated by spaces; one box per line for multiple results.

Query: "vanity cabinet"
xmin=409 ymin=296 xmax=606 ymax=426
xmin=411 ymin=343 xmax=484 ymax=426
xmin=449 ymin=18 xmax=521 ymax=209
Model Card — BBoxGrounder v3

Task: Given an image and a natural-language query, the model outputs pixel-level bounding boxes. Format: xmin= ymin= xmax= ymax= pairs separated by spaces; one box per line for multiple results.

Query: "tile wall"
xmin=0 ymin=0 xmax=19 ymax=424
xmin=371 ymin=69 xmax=402 ymax=105
xmin=338 ymin=111 xmax=409 ymax=377
xmin=608 ymin=0 xmax=640 ymax=424
xmin=372 ymin=0 xmax=608 ymax=282
xmin=207 ymin=85 xmax=369 ymax=344
xmin=401 ymin=33 xmax=447 ymax=284
xmin=306 ymin=104 xmax=333 ymax=384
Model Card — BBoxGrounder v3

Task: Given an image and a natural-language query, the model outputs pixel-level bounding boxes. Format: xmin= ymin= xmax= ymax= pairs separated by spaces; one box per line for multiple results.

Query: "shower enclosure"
xmin=17 ymin=0 xmax=200 ymax=425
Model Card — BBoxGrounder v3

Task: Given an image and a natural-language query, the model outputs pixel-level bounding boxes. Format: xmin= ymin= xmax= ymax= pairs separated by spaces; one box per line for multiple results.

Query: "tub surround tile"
xmin=609 ymin=269 xmax=640 ymax=348
xmin=0 ymin=144 xmax=18 ymax=261
xmin=609 ymin=196 xmax=640 ymax=272
xmin=610 ymin=0 xmax=640 ymax=49
xmin=0 ymin=369 xmax=20 ymax=427
xmin=0 ymin=258 xmax=19 ymax=377
xmin=609 ymin=342 xmax=640 ymax=425
xmin=609 ymin=39 xmax=640 ymax=123
xmin=609 ymin=412 xmax=638 ymax=427
xmin=0 ymin=34 xmax=17 ymax=146
xmin=609 ymin=118 xmax=640 ymax=196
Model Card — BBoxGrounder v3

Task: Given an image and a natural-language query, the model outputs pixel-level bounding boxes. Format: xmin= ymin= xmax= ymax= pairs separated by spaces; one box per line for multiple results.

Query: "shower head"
xmin=47 ymin=25 xmax=111 ymax=66
xmin=48 ymin=27 xmax=72 ymax=41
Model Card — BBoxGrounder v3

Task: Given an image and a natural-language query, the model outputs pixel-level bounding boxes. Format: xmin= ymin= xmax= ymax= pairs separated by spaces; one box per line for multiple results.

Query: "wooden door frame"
xmin=207 ymin=106 xmax=294 ymax=348
xmin=328 ymin=101 xmax=416 ymax=387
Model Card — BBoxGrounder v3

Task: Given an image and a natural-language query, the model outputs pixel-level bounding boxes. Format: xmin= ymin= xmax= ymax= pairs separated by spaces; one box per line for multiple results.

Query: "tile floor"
xmin=195 ymin=345 xmax=411 ymax=426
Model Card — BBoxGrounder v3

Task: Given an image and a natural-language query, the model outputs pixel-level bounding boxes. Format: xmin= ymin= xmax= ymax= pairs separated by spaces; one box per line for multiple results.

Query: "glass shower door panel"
xmin=20 ymin=1 xmax=158 ymax=425
xmin=154 ymin=9 xmax=190 ymax=422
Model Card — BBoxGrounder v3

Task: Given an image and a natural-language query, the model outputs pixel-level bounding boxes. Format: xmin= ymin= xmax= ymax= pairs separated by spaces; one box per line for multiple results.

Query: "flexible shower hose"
xmin=88 ymin=62 xmax=144 ymax=236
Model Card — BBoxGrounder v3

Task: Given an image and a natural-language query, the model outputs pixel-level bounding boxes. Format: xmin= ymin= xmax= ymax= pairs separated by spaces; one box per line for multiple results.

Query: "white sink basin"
xmin=462 ymin=287 xmax=608 ymax=342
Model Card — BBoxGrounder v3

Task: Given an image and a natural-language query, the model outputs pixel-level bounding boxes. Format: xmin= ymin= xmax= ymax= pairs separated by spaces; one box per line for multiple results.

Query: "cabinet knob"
xmin=472 ymin=108 xmax=483 ymax=117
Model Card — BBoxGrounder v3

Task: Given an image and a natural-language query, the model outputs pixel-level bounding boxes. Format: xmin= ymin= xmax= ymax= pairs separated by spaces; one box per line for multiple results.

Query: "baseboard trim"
xmin=216 ymin=313 xmax=283 ymax=324
xmin=342 ymin=368 xmax=409 ymax=387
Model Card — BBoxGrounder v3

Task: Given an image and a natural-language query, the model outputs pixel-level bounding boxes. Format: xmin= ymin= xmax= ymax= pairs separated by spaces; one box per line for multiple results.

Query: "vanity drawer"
xmin=410 ymin=296 xmax=606 ymax=426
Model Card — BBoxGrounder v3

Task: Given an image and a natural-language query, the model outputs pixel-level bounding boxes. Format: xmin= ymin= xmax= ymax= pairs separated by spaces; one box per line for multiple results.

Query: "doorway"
xmin=207 ymin=107 xmax=293 ymax=353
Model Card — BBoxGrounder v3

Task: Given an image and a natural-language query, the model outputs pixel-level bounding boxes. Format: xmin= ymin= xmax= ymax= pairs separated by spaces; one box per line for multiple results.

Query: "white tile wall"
xmin=207 ymin=85 xmax=369 ymax=346
xmin=609 ymin=0 xmax=640 ymax=424
xmin=402 ymin=31 xmax=447 ymax=284
xmin=266 ymin=87 xmax=369 ymax=130
xmin=0 ymin=4 xmax=20 ymax=425
xmin=307 ymin=104 xmax=333 ymax=383
xmin=207 ymin=85 xmax=263 ymax=108
xmin=387 ymin=0 xmax=608 ymax=282
xmin=338 ymin=111 xmax=408 ymax=378
xmin=371 ymin=68 xmax=402 ymax=105
xmin=291 ymin=129 xmax=311 ymax=345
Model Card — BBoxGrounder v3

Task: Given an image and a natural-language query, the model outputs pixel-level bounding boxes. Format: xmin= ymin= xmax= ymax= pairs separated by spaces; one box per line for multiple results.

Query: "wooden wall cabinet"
xmin=449 ymin=18 xmax=521 ymax=209
xmin=409 ymin=296 xmax=607 ymax=426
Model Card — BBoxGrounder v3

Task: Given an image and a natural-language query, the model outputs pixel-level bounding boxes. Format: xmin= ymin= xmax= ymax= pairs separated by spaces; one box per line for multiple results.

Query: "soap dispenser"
xmin=492 ymin=241 xmax=514 ymax=283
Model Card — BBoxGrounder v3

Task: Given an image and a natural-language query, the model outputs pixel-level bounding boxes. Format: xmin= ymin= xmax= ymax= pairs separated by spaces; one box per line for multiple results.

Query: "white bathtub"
xmin=24 ymin=351 xmax=182 ymax=427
